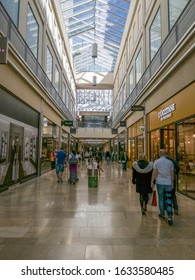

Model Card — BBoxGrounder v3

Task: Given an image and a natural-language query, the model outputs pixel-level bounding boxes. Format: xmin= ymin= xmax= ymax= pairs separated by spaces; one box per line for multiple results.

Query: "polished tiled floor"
xmin=0 ymin=161 xmax=195 ymax=260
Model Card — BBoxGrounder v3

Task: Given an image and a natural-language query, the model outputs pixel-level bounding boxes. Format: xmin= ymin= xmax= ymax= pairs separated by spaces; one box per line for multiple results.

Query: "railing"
xmin=112 ymin=0 xmax=195 ymax=128
xmin=0 ymin=3 xmax=74 ymax=122
xmin=77 ymin=121 xmax=111 ymax=128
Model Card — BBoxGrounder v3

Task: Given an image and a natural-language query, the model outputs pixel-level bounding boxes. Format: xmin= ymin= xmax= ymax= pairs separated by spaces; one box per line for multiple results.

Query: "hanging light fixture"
xmin=92 ymin=15 xmax=97 ymax=58
xmin=92 ymin=43 xmax=97 ymax=58
xmin=92 ymin=17 xmax=97 ymax=85
xmin=92 ymin=75 xmax=97 ymax=86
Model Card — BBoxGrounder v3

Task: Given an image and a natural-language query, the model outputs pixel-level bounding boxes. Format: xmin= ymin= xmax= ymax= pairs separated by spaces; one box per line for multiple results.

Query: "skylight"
xmin=60 ymin=0 xmax=131 ymax=72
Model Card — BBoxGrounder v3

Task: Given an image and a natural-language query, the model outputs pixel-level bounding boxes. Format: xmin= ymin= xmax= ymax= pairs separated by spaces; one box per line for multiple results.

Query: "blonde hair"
xmin=138 ymin=153 xmax=147 ymax=161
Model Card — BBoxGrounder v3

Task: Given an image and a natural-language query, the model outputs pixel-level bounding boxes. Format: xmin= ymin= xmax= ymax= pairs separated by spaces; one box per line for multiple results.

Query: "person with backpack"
xmin=151 ymin=149 xmax=174 ymax=225
xmin=166 ymin=155 xmax=180 ymax=214
xmin=68 ymin=150 xmax=78 ymax=184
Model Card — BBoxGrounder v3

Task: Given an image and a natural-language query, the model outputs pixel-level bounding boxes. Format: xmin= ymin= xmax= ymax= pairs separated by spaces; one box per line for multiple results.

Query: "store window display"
xmin=177 ymin=117 xmax=195 ymax=199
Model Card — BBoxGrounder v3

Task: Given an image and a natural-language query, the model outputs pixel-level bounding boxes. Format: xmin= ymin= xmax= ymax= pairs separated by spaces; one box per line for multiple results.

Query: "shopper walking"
xmin=68 ymin=150 xmax=78 ymax=184
xmin=132 ymin=153 xmax=153 ymax=215
xmin=151 ymin=149 xmax=174 ymax=225
xmin=55 ymin=147 xmax=67 ymax=182
xmin=121 ymin=152 xmax=129 ymax=171
xmin=84 ymin=150 xmax=89 ymax=167
xmin=50 ymin=150 xmax=56 ymax=170
xmin=97 ymin=159 xmax=104 ymax=175
xmin=105 ymin=151 xmax=111 ymax=165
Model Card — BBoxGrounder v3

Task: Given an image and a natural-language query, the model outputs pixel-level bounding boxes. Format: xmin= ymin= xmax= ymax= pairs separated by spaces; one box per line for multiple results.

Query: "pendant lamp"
xmin=92 ymin=75 xmax=97 ymax=86
xmin=92 ymin=43 xmax=97 ymax=58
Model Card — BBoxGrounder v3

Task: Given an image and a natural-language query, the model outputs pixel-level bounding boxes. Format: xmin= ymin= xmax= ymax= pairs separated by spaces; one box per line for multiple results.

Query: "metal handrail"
xmin=0 ymin=3 xmax=75 ymax=122
xmin=77 ymin=121 xmax=111 ymax=128
xmin=112 ymin=0 xmax=194 ymax=128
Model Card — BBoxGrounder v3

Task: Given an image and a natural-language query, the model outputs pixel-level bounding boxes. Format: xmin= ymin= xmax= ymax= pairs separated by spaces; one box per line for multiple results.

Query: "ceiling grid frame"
xmin=60 ymin=0 xmax=131 ymax=73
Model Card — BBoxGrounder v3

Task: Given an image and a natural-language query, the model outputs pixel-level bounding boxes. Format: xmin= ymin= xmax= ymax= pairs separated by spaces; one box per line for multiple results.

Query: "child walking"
xmin=97 ymin=159 xmax=104 ymax=175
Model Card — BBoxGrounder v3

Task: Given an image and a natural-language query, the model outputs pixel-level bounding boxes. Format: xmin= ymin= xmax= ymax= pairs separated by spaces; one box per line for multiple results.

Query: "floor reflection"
xmin=0 ymin=161 xmax=195 ymax=259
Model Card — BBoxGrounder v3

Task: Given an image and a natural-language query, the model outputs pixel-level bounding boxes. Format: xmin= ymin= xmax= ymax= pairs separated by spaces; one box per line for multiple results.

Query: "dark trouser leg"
xmin=139 ymin=194 xmax=145 ymax=214
xmin=156 ymin=184 xmax=165 ymax=216
xmin=143 ymin=193 xmax=148 ymax=211
xmin=172 ymin=188 xmax=178 ymax=212
xmin=164 ymin=186 xmax=173 ymax=224
xmin=139 ymin=193 xmax=144 ymax=208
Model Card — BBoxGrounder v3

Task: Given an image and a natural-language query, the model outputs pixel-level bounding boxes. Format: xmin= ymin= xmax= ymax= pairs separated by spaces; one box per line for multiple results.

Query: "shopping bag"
xmin=148 ymin=190 xmax=157 ymax=206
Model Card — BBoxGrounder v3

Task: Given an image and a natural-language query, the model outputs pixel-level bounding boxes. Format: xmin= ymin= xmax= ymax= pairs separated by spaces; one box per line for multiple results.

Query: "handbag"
xmin=148 ymin=190 xmax=157 ymax=206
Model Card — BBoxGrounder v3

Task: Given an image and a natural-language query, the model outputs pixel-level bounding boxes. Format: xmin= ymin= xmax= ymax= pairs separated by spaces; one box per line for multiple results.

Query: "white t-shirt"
xmin=92 ymin=161 xmax=98 ymax=169
xmin=153 ymin=156 xmax=174 ymax=185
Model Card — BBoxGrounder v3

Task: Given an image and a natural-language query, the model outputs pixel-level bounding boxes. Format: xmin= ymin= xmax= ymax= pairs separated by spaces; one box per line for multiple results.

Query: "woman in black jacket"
xmin=132 ymin=153 xmax=153 ymax=215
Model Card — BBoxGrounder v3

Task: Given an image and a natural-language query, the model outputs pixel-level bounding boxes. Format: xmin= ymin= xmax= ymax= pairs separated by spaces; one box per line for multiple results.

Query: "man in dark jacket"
xmin=121 ymin=152 xmax=129 ymax=171
xmin=166 ymin=156 xmax=180 ymax=214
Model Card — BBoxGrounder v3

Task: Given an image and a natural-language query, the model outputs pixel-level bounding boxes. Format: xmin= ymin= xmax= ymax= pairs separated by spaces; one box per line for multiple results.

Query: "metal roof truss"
xmin=60 ymin=0 xmax=131 ymax=72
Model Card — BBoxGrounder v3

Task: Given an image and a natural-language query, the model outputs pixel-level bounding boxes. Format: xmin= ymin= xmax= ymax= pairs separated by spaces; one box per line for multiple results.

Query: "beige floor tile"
xmin=112 ymin=245 xmax=161 ymax=260
xmin=156 ymin=245 xmax=195 ymax=259
xmin=0 ymin=227 xmax=29 ymax=238
xmin=79 ymin=227 xmax=118 ymax=238
xmin=45 ymin=244 xmax=85 ymax=260
xmin=85 ymin=245 xmax=113 ymax=259
xmin=0 ymin=244 xmax=49 ymax=260
xmin=0 ymin=163 xmax=195 ymax=260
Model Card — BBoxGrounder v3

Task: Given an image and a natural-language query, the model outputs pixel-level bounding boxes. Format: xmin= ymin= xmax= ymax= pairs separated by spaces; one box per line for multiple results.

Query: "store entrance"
xmin=177 ymin=117 xmax=195 ymax=199
xmin=160 ymin=126 xmax=175 ymax=158
xmin=128 ymin=135 xmax=144 ymax=168
xmin=150 ymin=119 xmax=195 ymax=199
xmin=150 ymin=124 xmax=175 ymax=161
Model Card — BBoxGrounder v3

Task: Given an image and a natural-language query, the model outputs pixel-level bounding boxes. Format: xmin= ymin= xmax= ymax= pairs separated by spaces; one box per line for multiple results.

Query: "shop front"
xmin=41 ymin=117 xmax=60 ymax=173
xmin=118 ymin=130 xmax=127 ymax=161
xmin=61 ymin=130 xmax=69 ymax=153
xmin=127 ymin=118 xmax=144 ymax=168
xmin=148 ymin=83 xmax=195 ymax=199
xmin=0 ymin=87 xmax=39 ymax=191
xmin=110 ymin=136 xmax=119 ymax=162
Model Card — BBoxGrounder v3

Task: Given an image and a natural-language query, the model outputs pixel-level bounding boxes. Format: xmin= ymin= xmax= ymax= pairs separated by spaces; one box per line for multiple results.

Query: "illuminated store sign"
xmin=158 ymin=103 xmax=176 ymax=121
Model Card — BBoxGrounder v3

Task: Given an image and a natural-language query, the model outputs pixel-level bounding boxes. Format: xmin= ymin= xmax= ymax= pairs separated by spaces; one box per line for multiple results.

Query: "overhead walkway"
xmin=0 ymin=161 xmax=195 ymax=260
xmin=76 ymin=126 xmax=113 ymax=139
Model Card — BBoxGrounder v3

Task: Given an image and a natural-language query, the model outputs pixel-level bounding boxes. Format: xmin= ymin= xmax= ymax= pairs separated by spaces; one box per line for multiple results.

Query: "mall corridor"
xmin=0 ymin=161 xmax=195 ymax=260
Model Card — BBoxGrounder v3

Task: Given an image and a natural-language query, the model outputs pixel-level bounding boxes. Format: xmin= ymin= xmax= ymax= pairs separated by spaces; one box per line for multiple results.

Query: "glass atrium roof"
xmin=60 ymin=0 xmax=131 ymax=73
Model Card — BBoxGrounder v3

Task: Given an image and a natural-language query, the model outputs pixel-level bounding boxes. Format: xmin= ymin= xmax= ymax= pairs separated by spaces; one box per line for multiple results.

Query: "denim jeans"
xmin=156 ymin=184 xmax=173 ymax=217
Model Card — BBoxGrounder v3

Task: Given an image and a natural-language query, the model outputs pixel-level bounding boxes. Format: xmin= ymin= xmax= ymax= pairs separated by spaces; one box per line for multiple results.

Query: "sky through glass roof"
xmin=60 ymin=0 xmax=131 ymax=73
